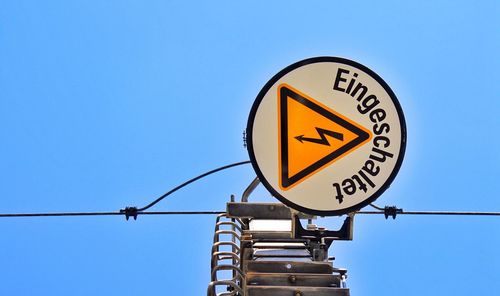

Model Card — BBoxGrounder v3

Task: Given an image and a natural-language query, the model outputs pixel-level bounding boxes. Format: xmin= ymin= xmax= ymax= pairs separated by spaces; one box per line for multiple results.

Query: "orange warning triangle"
xmin=278 ymin=84 xmax=372 ymax=190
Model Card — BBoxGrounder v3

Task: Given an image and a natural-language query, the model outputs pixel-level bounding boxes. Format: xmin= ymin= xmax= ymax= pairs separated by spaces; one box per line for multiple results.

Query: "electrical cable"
xmin=2 ymin=209 xmax=500 ymax=219
xmin=1 ymin=160 xmax=499 ymax=219
xmin=0 ymin=211 xmax=225 ymax=218
xmin=0 ymin=160 xmax=250 ymax=219
xmin=369 ymin=203 xmax=385 ymax=211
xmin=357 ymin=211 xmax=500 ymax=216
xmin=136 ymin=160 xmax=251 ymax=212
xmin=362 ymin=203 xmax=500 ymax=218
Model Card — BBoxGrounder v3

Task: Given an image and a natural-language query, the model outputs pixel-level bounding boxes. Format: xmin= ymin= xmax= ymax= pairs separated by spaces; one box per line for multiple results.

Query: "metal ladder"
xmin=207 ymin=191 xmax=353 ymax=296
xmin=207 ymin=213 xmax=244 ymax=296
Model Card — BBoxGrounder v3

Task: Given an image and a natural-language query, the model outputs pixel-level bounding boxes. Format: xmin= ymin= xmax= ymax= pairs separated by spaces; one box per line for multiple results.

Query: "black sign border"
xmin=246 ymin=56 xmax=407 ymax=216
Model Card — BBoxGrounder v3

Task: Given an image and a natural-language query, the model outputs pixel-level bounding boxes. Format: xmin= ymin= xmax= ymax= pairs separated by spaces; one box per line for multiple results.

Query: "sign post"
xmin=247 ymin=57 xmax=406 ymax=216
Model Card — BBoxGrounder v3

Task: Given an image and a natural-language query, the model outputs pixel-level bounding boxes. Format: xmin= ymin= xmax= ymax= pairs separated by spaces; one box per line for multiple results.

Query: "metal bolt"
xmin=269 ymin=205 xmax=275 ymax=211
xmin=289 ymin=275 xmax=297 ymax=283
xmin=294 ymin=291 xmax=303 ymax=296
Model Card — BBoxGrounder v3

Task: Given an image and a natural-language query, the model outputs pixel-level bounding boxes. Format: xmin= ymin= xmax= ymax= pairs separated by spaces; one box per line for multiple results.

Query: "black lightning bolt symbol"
xmin=294 ymin=127 xmax=344 ymax=146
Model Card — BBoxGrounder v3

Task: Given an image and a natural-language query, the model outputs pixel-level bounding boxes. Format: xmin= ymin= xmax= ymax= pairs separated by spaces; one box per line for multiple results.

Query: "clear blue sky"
xmin=1 ymin=1 xmax=499 ymax=295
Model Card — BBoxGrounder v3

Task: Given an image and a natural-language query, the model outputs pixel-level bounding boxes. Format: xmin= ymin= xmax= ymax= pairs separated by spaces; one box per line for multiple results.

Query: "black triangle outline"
xmin=280 ymin=85 xmax=370 ymax=189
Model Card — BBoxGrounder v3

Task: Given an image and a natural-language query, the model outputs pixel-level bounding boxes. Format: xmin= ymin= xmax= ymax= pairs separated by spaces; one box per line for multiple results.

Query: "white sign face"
xmin=247 ymin=57 xmax=406 ymax=216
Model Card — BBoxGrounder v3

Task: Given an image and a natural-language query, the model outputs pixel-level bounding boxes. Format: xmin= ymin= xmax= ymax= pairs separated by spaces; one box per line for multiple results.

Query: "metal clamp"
xmin=384 ymin=206 xmax=403 ymax=219
xmin=120 ymin=207 xmax=138 ymax=220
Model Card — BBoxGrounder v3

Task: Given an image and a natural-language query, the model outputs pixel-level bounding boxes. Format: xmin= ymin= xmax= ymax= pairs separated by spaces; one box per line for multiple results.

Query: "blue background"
xmin=1 ymin=1 xmax=499 ymax=295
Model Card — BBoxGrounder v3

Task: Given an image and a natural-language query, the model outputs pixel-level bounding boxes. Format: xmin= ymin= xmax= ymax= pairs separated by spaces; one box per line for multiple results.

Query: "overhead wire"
xmin=2 ymin=210 xmax=500 ymax=219
xmin=136 ymin=160 xmax=251 ymax=211
xmin=1 ymin=160 xmax=500 ymax=219
xmin=0 ymin=211 xmax=224 ymax=218
xmin=357 ymin=211 xmax=500 ymax=216
xmin=369 ymin=203 xmax=385 ymax=211
xmin=361 ymin=203 xmax=500 ymax=218
xmin=0 ymin=160 xmax=250 ymax=219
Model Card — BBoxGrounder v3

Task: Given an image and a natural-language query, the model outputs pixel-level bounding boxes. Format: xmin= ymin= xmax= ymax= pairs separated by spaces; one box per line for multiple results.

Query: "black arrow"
xmin=294 ymin=127 xmax=344 ymax=146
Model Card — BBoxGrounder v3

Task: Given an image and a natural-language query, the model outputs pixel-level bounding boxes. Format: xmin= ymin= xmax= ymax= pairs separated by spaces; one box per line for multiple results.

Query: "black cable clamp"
xmin=120 ymin=207 xmax=138 ymax=221
xmin=384 ymin=206 xmax=403 ymax=219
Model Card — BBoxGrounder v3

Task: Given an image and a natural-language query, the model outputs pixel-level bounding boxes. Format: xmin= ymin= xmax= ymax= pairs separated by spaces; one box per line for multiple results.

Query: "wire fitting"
xmin=242 ymin=130 xmax=247 ymax=148
xmin=384 ymin=206 xmax=403 ymax=219
xmin=120 ymin=207 xmax=138 ymax=220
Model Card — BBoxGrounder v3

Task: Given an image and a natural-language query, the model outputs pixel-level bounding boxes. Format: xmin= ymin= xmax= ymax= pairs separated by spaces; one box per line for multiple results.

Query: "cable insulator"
xmin=120 ymin=207 xmax=138 ymax=221
xmin=384 ymin=206 xmax=403 ymax=219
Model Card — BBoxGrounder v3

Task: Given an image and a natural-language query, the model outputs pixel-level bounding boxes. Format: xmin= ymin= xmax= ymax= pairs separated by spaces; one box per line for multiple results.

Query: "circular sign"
xmin=246 ymin=57 xmax=406 ymax=216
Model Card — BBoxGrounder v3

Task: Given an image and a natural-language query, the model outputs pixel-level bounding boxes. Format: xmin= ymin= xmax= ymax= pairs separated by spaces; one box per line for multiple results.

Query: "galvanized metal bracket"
xmin=293 ymin=214 xmax=354 ymax=242
xmin=226 ymin=202 xmax=315 ymax=220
